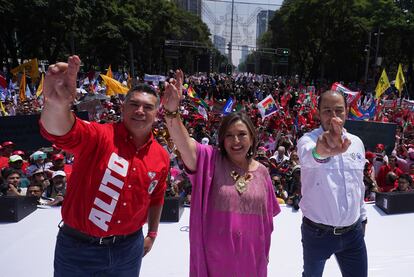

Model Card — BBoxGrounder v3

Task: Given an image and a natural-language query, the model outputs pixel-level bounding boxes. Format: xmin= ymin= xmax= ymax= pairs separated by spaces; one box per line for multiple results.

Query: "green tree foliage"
xmin=0 ymin=0 xmax=217 ymax=75
xmin=257 ymin=0 xmax=414 ymax=93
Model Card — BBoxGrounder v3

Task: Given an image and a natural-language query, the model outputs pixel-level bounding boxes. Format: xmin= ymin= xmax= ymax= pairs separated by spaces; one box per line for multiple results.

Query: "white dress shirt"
xmin=297 ymin=127 xmax=367 ymax=227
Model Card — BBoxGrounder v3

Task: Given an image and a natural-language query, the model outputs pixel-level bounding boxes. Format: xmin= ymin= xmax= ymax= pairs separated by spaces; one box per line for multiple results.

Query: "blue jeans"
xmin=54 ymin=228 xmax=144 ymax=277
xmin=301 ymin=219 xmax=367 ymax=277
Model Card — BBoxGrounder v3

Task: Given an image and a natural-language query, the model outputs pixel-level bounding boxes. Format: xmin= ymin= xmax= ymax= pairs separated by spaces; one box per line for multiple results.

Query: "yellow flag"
xmin=36 ymin=73 xmax=44 ymax=97
xmin=375 ymin=69 xmax=390 ymax=99
xmin=106 ymin=65 xmax=114 ymax=95
xmin=19 ymin=71 xmax=27 ymax=102
xmin=0 ymin=101 xmax=6 ymax=115
xmin=11 ymin=59 xmax=39 ymax=81
xmin=106 ymin=65 xmax=113 ymax=78
xmin=127 ymin=73 xmax=132 ymax=89
xmin=100 ymin=74 xmax=129 ymax=95
xmin=395 ymin=63 xmax=405 ymax=96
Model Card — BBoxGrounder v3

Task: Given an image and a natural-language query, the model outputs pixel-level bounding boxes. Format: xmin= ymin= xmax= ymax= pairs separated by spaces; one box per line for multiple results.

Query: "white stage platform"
xmin=0 ymin=204 xmax=413 ymax=277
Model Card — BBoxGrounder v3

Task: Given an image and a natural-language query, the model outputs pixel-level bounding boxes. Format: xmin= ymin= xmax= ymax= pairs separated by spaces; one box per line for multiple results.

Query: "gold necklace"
xmin=231 ymin=170 xmax=253 ymax=194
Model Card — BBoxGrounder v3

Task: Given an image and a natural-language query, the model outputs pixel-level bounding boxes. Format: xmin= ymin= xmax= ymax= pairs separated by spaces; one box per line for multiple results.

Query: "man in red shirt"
xmin=40 ymin=55 xmax=169 ymax=277
xmin=0 ymin=141 xmax=15 ymax=170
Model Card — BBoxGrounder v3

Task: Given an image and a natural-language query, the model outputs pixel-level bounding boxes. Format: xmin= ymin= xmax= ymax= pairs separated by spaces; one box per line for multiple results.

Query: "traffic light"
xmin=276 ymin=48 xmax=290 ymax=56
xmin=227 ymin=42 xmax=232 ymax=52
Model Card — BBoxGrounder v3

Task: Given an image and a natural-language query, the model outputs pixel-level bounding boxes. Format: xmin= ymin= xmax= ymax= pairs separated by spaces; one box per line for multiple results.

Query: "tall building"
xmin=239 ymin=45 xmax=249 ymax=64
xmin=213 ymin=35 xmax=226 ymax=56
xmin=173 ymin=0 xmax=202 ymax=17
xmin=256 ymin=10 xmax=275 ymax=45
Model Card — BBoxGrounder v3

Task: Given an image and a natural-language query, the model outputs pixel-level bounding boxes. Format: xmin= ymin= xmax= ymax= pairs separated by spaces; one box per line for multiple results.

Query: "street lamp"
xmin=363 ymin=32 xmax=372 ymax=85
xmin=373 ymin=26 xmax=384 ymax=66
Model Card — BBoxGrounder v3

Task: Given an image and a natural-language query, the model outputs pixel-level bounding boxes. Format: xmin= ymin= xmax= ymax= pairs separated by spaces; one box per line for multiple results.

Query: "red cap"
xmin=375 ymin=144 xmax=385 ymax=151
xmin=2 ymin=141 xmax=14 ymax=147
xmin=12 ymin=150 xmax=25 ymax=156
xmin=52 ymin=154 xmax=64 ymax=161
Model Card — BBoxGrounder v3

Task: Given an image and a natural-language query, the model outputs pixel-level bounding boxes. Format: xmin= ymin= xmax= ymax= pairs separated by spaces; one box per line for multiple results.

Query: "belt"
xmin=303 ymin=217 xmax=358 ymax=235
xmin=59 ymin=224 xmax=141 ymax=246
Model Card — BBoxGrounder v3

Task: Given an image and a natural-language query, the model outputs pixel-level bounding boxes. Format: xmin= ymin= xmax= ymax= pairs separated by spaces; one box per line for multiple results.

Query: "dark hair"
xmin=317 ymin=90 xmax=348 ymax=110
xmin=125 ymin=84 xmax=160 ymax=107
xmin=217 ymin=112 xmax=257 ymax=159
xmin=1 ymin=167 xmax=21 ymax=180
xmin=27 ymin=183 xmax=43 ymax=191
xmin=398 ymin=174 xmax=413 ymax=186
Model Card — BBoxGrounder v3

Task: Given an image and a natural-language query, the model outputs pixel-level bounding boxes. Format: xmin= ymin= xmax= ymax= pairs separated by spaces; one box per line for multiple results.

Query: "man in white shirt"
xmin=297 ymin=90 xmax=368 ymax=277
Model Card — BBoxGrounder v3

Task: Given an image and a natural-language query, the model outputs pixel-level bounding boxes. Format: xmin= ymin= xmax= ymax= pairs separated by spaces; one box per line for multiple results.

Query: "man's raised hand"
xmin=316 ymin=117 xmax=351 ymax=158
xmin=44 ymin=55 xmax=80 ymax=108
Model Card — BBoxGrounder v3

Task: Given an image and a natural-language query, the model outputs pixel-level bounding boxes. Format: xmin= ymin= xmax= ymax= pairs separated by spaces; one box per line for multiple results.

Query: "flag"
xmin=106 ymin=65 xmax=113 ymax=79
xmin=187 ymin=86 xmax=197 ymax=98
xmin=349 ymin=94 xmax=376 ymax=120
xmin=10 ymin=59 xmax=40 ymax=81
xmin=0 ymin=101 xmax=6 ymax=115
xmin=375 ymin=69 xmax=390 ymax=98
xmin=331 ymin=82 xmax=359 ymax=104
xmin=222 ymin=97 xmax=235 ymax=115
xmin=186 ymin=86 xmax=209 ymax=109
xmin=36 ymin=73 xmax=44 ymax=97
xmin=0 ymin=75 xmax=7 ymax=89
xmin=395 ymin=63 xmax=405 ymax=96
xmin=100 ymin=74 xmax=129 ymax=95
xmin=127 ymin=73 xmax=132 ymax=89
xmin=105 ymin=65 xmax=115 ymax=95
xmin=19 ymin=71 xmax=27 ymax=102
xmin=197 ymin=105 xmax=208 ymax=120
xmin=257 ymin=95 xmax=278 ymax=120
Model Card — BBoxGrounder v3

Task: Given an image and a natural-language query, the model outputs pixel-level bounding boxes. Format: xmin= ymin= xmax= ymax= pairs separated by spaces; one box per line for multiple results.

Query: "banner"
xmin=344 ymin=120 xmax=396 ymax=155
xmin=0 ymin=112 xmax=88 ymax=151
xmin=144 ymin=74 xmax=166 ymax=83
xmin=382 ymin=99 xmax=397 ymax=109
xmin=401 ymin=99 xmax=414 ymax=111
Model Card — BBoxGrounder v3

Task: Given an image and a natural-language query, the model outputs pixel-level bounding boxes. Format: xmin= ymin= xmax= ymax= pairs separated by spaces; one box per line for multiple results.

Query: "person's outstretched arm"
xmin=163 ymin=70 xmax=197 ymax=172
xmin=40 ymin=55 xmax=80 ymax=136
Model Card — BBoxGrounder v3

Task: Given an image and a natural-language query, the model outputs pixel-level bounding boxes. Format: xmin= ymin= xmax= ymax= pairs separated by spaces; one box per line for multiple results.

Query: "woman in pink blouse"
xmin=163 ymin=71 xmax=280 ymax=277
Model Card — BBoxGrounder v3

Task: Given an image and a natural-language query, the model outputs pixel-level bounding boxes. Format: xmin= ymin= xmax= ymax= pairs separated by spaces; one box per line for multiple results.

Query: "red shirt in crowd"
xmin=40 ymin=117 xmax=169 ymax=237
xmin=376 ymin=165 xmax=403 ymax=192
xmin=0 ymin=156 xmax=9 ymax=170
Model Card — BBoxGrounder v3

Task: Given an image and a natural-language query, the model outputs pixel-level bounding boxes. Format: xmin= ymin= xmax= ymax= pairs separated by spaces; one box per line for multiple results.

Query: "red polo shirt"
xmin=40 ymin=116 xmax=169 ymax=237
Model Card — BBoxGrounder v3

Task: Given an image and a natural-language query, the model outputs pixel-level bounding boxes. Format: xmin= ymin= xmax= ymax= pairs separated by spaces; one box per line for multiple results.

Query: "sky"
xmin=202 ymin=0 xmax=284 ymax=66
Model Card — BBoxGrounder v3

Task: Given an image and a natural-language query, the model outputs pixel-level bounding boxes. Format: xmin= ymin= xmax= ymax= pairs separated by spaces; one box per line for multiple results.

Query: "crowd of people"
xmin=0 ymin=141 xmax=69 ymax=206
xmin=1 ymin=68 xmax=414 ymax=208
xmin=1 ymin=55 xmax=414 ymax=276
